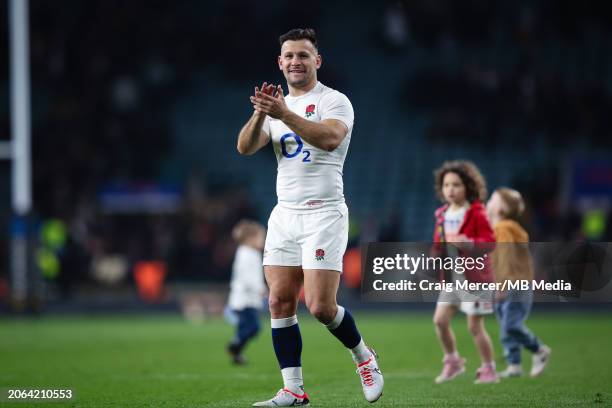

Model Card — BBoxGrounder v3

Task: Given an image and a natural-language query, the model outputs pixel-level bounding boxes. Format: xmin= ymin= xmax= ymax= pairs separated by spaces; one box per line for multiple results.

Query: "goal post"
xmin=6 ymin=0 xmax=32 ymax=310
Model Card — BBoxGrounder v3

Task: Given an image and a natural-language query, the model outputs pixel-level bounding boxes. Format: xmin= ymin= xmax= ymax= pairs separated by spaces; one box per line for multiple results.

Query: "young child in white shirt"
xmin=227 ymin=220 xmax=267 ymax=364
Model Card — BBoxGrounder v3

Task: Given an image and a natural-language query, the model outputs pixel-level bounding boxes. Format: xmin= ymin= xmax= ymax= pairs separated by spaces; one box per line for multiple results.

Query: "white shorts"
xmin=263 ymin=204 xmax=349 ymax=272
xmin=437 ymin=287 xmax=494 ymax=316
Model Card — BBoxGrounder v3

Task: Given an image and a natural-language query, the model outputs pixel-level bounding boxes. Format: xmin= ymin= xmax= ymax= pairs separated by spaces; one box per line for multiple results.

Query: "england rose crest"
xmin=305 ymin=104 xmax=315 ymax=118
xmin=315 ymin=248 xmax=325 ymax=261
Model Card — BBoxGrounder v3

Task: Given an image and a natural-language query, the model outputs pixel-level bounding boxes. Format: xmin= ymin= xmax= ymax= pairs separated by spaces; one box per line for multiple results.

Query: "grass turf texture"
xmin=0 ymin=312 xmax=610 ymax=407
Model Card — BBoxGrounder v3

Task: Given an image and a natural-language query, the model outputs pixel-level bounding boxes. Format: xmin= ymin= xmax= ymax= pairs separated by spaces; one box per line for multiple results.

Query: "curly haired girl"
xmin=431 ymin=160 xmax=499 ymax=384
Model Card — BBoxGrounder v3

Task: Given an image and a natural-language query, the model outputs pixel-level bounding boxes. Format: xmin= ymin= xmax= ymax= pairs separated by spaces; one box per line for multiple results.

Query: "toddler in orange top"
xmin=487 ymin=188 xmax=551 ymax=378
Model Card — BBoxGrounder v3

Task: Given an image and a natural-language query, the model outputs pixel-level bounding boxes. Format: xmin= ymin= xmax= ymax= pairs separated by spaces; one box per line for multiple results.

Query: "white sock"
xmin=271 ymin=315 xmax=298 ymax=328
xmin=482 ymin=361 xmax=496 ymax=370
xmin=445 ymin=351 xmax=459 ymax=359
xmin=281 ymin=367 xmax=303 ymax=394
xmin=325 ymin=305 xmax=345 ymax=330
xmin=350 ymin=338 xmax=371 ymax=364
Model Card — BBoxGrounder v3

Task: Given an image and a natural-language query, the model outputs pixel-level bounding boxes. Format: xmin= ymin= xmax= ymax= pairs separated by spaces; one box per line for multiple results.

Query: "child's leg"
xmin=433 ymin=303 xmax=458 ymax=354
xmin=467 ymin=314 xmax=494 ymax=364
xmin=497 ymin=300 xmax=521 ymax=365
xmin=522 ymin=293 xmax=551 ymax=377
xmin=433 ymin=303 xmax=466 ymax=383
xmin=506 ymin=298 xmax=541 ymax=354
xmin=230 ymin=308 xmax=261 ymax=354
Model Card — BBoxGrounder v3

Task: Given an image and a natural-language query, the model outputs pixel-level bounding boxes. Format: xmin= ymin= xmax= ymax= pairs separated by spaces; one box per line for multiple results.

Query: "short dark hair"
xmin=434 ymin=160 xmax=488 ymax=203
xmin=279 ymin=28 xmax=318 ymax=50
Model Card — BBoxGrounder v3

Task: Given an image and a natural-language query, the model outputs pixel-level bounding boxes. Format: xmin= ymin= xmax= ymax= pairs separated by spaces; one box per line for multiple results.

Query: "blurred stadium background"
xmin=2 ymin=0 xmax=612 ymax=312
xmin=1 ymin=1 xmax=611 ymax=406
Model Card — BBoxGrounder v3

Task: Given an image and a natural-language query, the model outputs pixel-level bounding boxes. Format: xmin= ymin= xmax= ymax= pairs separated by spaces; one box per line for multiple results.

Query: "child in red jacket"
xmin=432 ymin=160 xmax=498 ymax=384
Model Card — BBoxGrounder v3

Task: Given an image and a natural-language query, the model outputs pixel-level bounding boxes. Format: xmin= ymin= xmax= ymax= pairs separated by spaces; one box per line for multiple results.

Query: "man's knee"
xmin=308 ymin=301 xmax=336 ymax=324
xmin=268 ymin=294 xmax=296 ymax=316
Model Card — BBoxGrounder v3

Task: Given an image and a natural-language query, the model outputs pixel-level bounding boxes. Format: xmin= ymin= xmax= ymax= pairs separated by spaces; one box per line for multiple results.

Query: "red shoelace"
xmin=358 ymin=358 xmax=374 ymax=386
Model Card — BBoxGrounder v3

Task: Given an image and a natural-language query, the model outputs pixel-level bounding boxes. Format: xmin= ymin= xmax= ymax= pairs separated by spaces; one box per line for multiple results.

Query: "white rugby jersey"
xmin=262 ymin=81 xmax=354 ymax=212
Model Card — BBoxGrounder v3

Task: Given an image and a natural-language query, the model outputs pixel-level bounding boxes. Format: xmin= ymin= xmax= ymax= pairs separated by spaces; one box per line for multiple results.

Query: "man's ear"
xmin=316 ymin=54 xmax=322 ymax=69
xmin=278 ymin=55 xmax=283 ymax=71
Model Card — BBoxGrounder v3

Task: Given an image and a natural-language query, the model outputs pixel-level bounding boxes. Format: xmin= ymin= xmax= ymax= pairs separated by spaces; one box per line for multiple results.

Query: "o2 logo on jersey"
xmin=280 ymin=132 xmax=311 ymax=162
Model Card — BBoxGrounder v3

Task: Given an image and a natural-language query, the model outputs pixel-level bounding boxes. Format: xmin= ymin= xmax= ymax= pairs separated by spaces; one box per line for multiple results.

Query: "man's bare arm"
xmin=281 ymin=113 xmax=347 ymax=152
xmin=237 ymin=83 xmax=275 ymax=155
xmin=237 ymin=111 xmax=270 ymax=155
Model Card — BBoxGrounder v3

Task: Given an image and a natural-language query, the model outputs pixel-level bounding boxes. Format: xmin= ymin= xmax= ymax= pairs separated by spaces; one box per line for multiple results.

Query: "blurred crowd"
xmin=379 ymin=0 xmax=612 ymax=241
xmin=378 ymin=0 xmax=612 ymax=146
xmin=0 ymin=1 xmax=611 ymax=300
xmin=1 ymin=1 xmax=306 ymax=296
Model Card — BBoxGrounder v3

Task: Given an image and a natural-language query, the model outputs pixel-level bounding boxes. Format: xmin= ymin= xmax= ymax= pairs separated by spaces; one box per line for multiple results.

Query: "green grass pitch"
xmin=1 ymin=312 xmax=610 ymax=407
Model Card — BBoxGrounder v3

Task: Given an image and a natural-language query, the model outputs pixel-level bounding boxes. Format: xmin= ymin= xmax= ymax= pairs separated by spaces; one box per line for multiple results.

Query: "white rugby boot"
xmin=252 ymin=388 xmax=310 ymax=407
xmin=356 ymin=347 xmax=384 ymax=403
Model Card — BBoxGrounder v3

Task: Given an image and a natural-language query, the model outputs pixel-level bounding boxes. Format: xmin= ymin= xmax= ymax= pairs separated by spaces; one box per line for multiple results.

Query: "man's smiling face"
xmin=278 ymin=39 xmax=321 ymax=89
